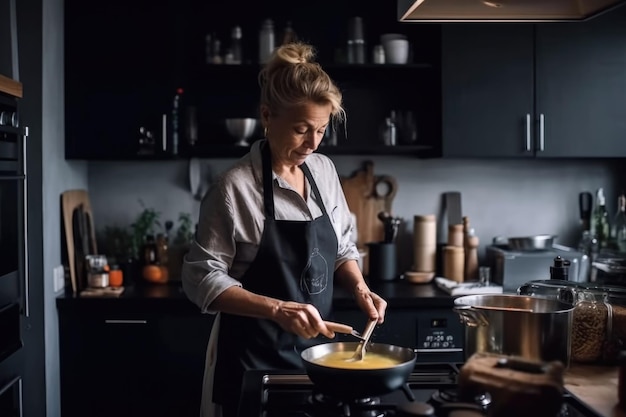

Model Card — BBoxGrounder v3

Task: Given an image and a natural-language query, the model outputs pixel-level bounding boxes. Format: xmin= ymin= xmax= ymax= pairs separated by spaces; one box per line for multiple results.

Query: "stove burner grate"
xmin=430 ymin=388 xmax=492 ymax=410
xmin=306 ymin=392 xmax=385 ymax=417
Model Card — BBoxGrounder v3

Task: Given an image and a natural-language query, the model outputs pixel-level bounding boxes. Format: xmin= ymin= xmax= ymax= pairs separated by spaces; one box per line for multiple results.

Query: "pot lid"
xmin=397 ymin=0 xmax=626 ymax=22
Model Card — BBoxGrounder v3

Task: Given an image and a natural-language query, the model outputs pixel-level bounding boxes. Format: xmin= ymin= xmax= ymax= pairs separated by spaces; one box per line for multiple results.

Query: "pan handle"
xmin=453 ymin=306 xmax=489 ymax=327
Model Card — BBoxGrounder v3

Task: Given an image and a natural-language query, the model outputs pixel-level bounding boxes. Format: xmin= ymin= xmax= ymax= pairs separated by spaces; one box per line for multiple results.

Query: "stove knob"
xmin=439 ymin=403 xmax=485 ymax=417
xmin=397 ymin=401 xmax=435 ymax=416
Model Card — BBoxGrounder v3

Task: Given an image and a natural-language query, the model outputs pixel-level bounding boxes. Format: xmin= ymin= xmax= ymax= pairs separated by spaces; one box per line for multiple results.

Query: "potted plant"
xmin=167 ymin=212 xmax=196 ymax=280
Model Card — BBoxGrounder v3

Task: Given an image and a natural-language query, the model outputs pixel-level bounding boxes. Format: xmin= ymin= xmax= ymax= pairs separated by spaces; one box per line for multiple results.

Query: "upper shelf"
xmin=184 ymin=62 xmax=436 ymax=87
xmin=0 ymin=74 xmax=22 ymax=98
xmin=67 ymin=144 xmax=436 ymax=161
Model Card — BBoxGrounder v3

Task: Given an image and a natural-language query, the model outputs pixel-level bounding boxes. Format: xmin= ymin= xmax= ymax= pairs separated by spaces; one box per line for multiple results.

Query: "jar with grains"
xmin=571 ymin=289 xmax=609 ymax=363
xmin=518 ymin=279 xmax=626 ymax=364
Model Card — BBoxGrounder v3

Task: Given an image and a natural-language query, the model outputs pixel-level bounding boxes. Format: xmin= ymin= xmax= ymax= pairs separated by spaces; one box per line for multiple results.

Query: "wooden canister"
xmin=413 ymin=215 xmax=436 ymax=273
xmin=443 ymin=245 xmax=465 ymax=282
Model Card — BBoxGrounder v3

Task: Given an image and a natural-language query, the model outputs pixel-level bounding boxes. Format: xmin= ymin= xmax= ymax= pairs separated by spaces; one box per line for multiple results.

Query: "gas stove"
xmin=237 ymin=362 xmax=603 ymax=417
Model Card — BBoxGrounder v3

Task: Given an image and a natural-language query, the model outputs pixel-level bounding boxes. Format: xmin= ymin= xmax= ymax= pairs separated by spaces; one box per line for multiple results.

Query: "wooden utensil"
xmin=324 ymin=321 xmax=365 ymax=340
xmin=350 ymin=319 xmax=378 ymax=361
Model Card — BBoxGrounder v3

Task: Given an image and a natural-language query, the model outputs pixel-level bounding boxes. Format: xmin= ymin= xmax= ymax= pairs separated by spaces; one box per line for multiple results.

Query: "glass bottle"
xmin=259 ymin=19 xmax=275 ymax=64
xmin=591 ymin=187 xmax=611 ymax=250
xmin=612 ymin=193 xmax=626 ymax=252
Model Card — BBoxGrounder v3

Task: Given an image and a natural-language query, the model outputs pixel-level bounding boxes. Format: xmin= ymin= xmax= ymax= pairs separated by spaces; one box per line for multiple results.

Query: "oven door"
xmin=0 ymin=95 xmax=26 ymax=417
xmin=0 ymin=134 xmax=25 ymax=309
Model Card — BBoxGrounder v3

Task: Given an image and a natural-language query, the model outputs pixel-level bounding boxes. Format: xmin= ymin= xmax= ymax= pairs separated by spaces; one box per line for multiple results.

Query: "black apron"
xmin=213 ymin=142 xmax=338 ymax=412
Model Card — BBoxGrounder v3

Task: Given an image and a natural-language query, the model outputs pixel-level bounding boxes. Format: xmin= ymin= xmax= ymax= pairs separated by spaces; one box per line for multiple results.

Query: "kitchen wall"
xmin=17 ymin=0 xmax=79 ymax=416
xmin=88 ymin=156 xmax=625 ymax=273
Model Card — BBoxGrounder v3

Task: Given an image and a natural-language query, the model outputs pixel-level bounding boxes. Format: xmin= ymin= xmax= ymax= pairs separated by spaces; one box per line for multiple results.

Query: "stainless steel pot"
xmin=300 ymin=342 xmax=416 ymax=399
xmin=453 ymin=294 xmax=574 ymax=366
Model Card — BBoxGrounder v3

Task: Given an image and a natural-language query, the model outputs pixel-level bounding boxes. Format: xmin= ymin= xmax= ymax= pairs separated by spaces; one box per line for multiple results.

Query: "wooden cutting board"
xmin=61 ymin=189 xmax=98 ymax=294
xmin=340 ymin=161 xmax=398 ymax=248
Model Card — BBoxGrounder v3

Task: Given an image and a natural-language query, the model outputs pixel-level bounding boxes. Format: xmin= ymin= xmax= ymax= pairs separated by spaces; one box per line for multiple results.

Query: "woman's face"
xmin=263 ymin=101 xmax=333 ymax=167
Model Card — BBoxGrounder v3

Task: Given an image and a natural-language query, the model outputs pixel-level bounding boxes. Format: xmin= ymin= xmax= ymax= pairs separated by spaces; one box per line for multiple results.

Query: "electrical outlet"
xmin=53 ymin=265 xmax=65 ymax=293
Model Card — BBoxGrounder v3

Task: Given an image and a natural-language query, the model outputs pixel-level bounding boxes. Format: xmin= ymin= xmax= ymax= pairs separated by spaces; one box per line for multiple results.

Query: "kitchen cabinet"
xmin=64 ymin=0 xmax=442 ymax=160
xmin=442 ymin=4 xmax=626 ymax=158
xmin=58 ymin=305 xmax=214 ymax=417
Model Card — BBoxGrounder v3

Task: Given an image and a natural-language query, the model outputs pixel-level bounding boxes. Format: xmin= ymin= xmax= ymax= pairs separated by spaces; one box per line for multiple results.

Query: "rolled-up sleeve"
xmin=181 ymin=180 xmax=242 ymax=314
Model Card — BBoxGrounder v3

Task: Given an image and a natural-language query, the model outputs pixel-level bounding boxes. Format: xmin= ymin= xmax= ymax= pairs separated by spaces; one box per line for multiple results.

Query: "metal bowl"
xmin=494 ymin=234 xmax=557 ymax=251
xmin=225 ymin=118 xmax=258 ymax=146
xmin=507 ymin=234 xmax=556 ymax=251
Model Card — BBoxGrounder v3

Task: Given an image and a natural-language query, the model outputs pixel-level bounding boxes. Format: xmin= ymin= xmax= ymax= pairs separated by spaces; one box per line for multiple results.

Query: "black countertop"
xmin=56 ymin=278 xmax=456 ymax=314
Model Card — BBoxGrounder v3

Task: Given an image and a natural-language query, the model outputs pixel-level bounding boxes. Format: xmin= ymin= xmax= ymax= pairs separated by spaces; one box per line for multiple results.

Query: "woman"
xmin=181 ymin=41 xmax=387 ymax=417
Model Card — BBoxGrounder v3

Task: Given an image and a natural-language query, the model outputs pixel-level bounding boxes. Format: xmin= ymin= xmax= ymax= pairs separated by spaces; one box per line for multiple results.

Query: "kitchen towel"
xmin=435 ymin=277 xmax=503 ymax=296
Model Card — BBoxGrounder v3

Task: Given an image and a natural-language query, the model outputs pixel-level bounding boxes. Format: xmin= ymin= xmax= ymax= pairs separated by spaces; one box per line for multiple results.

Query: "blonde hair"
xmin=258 ymin=42 xmax=345 ymax=125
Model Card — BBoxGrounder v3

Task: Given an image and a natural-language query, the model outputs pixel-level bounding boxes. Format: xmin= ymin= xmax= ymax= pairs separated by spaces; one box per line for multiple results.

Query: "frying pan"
xmin=300 ymin=342 xmax=416 ymax=399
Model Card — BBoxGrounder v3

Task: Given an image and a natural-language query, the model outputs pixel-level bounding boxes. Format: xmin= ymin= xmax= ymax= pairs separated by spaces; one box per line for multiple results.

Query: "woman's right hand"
xmin=273 ymin=301 xmax=335 ymax=339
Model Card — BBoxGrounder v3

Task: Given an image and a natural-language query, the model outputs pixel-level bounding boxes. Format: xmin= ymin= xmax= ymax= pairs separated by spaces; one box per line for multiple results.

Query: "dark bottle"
xmin=143 ymin=234 xmax=158 ymax=266
xmin=168 ymin=87 xmax=184 ymax=156
xmin=550 ymin=256 xmax=570 ymax=281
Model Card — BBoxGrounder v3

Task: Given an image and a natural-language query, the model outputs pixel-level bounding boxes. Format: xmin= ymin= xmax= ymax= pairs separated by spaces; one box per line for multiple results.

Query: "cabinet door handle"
xmin=22 ymin=126 xmax=29 ymax=318
xmin=539 ymin=113 xmax=545 ymax=152
xmin=525 ymin=113 xmax=531 ymax=152
xmin=18 ymin=377 xmax=23 ymax=417
xmin=104 ymin=319 xmax=148 ymax=324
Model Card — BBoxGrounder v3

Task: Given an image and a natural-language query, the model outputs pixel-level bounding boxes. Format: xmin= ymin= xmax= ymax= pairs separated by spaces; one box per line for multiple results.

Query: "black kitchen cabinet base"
xmin=58 ymin=300 xmax=214 ymax=417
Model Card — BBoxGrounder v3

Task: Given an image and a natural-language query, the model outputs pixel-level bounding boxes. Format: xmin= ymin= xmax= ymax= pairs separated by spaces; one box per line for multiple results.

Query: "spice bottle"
xmin=143 ymin=234 xmax=158 ymax=266
xmin=259 ymin=19 xmax=275 ymax=64
xmin=230 ymin=25 xmax=243 ymax=64
xmin=109 ymin=265 xmax=124 ymax=287
xmin=550 ymin=256 xmax=570 ymax=281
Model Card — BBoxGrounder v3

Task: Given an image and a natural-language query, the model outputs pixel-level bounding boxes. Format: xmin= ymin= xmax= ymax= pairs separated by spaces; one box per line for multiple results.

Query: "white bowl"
xmin=380 ymin=33 xmax=408 ymax=45
xmin=225 ymin=118 xmax=258 ymax=146
xmin=383 ymin=39 xmax=409 ymax=64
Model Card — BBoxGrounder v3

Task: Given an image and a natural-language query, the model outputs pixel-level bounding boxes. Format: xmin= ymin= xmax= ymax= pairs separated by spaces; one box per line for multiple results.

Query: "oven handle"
xmin=22 ymin=126 xmax=29 ymax=318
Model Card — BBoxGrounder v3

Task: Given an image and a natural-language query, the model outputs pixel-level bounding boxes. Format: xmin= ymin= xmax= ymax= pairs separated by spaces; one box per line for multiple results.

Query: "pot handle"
xmin=556 ymin=287 xmax=577 ymax=305
xmin=453 ymin=305 xmax=489 ymax=327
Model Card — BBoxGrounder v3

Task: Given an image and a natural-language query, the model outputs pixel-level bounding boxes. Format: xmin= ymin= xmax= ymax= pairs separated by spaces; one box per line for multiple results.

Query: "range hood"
xmin=398 ymin=0 xmax=626 ymax=22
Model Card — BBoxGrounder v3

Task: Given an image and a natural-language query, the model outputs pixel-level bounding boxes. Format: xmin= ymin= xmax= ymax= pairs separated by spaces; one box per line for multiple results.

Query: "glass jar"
xmin=571 ymin=289 xmax=609 ymax=363
xmin=519 ymin=279 xmax=626 ymax=364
